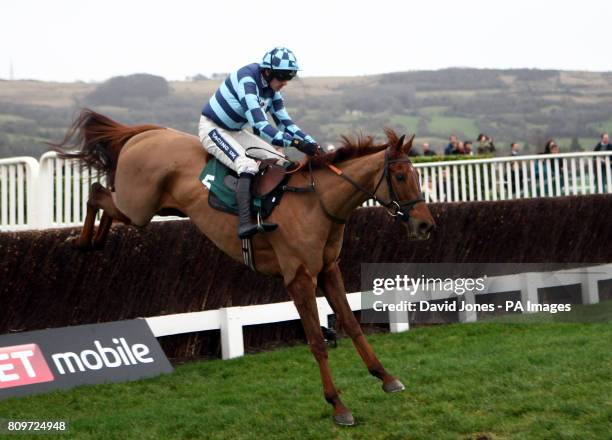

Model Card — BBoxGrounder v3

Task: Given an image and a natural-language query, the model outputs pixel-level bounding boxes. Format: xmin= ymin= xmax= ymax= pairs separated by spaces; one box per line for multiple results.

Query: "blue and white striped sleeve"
xmin=270 ymin=92 xmax=316 ymax=144
xmin=236 ymin=77 xmax=293 ymax=148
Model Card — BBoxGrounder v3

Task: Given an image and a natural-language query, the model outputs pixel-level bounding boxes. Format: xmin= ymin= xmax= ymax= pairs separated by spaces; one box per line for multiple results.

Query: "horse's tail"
xmin=49 ymin=109 xmax=162 ymax=176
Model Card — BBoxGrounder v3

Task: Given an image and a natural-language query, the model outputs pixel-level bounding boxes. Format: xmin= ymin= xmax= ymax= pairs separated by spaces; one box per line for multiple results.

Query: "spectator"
xmin=543 ymin=139 xmax=559 ymax=154
xmin=477 ymin=133 xmax=495 ymax=154
xmin=594 ymin=132 xmax=611 ymax=151
xmin=422 ymin=143 xmax=437 ymax=156
xmin=452 ymin=141 xmax=465 ymax=155
xmin=538 ymin=139 xmax=563 ymax=195
xmin=464 ymin=141 xmax=473 ymax=155
xmin=451 ymin=141 xmax=472 ymax=156
xmin=594 ymin=133 xmax=611 ymax=190
xmin=444 ymin=135 xmax=457 ymax=155
xmin=510 ymin=142 xmax=522 ymax=194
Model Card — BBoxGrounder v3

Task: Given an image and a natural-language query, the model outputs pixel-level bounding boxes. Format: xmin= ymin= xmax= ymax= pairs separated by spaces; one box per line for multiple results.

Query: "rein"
xmin=276 ymin=146 xmax=424 ymax=224
xmin=318 ymin=147 xmax=424 ymax=224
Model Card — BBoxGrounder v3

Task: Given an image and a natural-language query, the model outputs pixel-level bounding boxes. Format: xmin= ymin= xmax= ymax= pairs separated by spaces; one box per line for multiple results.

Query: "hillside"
xmin=1 ymin=68 xmax=612 ymax=158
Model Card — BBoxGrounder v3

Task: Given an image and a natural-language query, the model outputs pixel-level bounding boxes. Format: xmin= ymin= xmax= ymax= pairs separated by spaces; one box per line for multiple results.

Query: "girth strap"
xmin=241 ymin=238 xmax=255 ymax=271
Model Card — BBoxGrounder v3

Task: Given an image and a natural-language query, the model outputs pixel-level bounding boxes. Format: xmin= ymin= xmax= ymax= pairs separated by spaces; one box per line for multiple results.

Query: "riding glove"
xmin=291 ymin=139 xmax=321 ymax=156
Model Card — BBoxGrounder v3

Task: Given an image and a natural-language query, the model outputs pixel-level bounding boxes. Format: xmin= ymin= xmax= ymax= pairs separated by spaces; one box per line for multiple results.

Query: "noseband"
xmin=320 ymin=147 xmax=424 ymax=224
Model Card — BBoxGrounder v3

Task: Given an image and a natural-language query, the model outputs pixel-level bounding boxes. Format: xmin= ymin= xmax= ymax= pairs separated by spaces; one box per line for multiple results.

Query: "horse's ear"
xmin=403 ymin=134 xmax=416 ymax=154
xmin=395 ymin=134 xmax=406 ymax=152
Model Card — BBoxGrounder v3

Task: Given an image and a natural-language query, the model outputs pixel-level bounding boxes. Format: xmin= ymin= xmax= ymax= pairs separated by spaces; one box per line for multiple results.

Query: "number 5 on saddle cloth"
xmin=200 ymin=157 xmax=293 ymax=220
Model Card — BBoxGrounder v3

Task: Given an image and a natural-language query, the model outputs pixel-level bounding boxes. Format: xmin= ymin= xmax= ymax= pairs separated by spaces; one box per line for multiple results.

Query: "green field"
xmin=1 ymin=303 xmax=611 ymax=439
xmin=390 ymin=115 xmax=421 ymax=131
xmin=587 ymin=118 xmax=612 ymax=134
xmin=0 ymin=114 xmax=33 ymax=123
xmin=427 ymin=116 xmax=479 ymax=139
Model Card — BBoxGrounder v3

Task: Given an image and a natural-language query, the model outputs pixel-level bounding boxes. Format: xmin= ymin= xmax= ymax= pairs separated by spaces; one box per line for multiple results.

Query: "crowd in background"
xmin=410 ymin=132 xmax=611 ymax=157
xmin=411 ymin=132 xmax=612 ymax=199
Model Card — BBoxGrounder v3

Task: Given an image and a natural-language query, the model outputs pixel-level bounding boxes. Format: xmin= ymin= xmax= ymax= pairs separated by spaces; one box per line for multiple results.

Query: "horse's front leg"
xmin=287 ymin=265 xmax=355 ymax=426
xmin=319 ymin=261 xmax=405 ymax=393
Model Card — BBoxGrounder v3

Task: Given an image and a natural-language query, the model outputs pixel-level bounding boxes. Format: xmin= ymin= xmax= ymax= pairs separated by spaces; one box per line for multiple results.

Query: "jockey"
xmin=199 ymin=47 xmax=319 ymax=239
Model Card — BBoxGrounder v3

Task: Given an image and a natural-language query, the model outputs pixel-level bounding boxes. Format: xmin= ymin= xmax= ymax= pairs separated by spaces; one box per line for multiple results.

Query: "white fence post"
xmin=36 ymin=152 xmax=56 ymax=229
xmin=24 ymin=158 xmax=39 ymax=228
xmin=389 ymin=289 xmax=410 ymax=333
xmin=219 ymin=307 xmax=244 ymax=360
xmin=581 ymin=267 xmax=601 ymax=305
xmin=458 ymin=288 xmax=477 ymax=323
xmin=317 ymin=301 xmax=329 ymax=329
xmin=520 ymin=272 xmax=540 ymax=312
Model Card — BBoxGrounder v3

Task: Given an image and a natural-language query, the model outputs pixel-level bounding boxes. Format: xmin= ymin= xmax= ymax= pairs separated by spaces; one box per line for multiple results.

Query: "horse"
xmin=52 ymin=110 xmax=435 ymax=426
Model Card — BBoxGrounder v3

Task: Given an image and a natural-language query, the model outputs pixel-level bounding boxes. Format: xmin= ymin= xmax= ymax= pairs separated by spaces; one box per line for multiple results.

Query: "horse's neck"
xmin=316 ymin=150 xmax=385 ymax=220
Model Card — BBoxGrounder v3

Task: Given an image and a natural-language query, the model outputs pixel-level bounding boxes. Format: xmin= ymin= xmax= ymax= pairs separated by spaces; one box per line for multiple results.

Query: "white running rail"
xmin=0 ymin=151 xmax=611 ymax=231
xmin=416 ymin=151 xmax=612 ymax=203
xmin=0 ymin=157 xmax=39 ymax=231
xmin=142 ymin=263 xmax=612 ymax=360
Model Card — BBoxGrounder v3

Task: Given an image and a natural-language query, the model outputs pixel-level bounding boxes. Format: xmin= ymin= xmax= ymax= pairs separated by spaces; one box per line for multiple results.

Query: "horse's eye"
xmin=395 ymin=173 xmax=405 ymax=182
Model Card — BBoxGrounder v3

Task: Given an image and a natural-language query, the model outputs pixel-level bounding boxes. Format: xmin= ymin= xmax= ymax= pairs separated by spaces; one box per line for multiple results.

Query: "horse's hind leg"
xmin=70 ymin=182 xmax=131 ymax=250
xmin=92 ymin=212 xmax=113 ymax=250
xmin=287 ymin=265 xmax=355 ymax=426
xmin=69 ymin=195 xmax=99 ymax=250
xmin=319 ymin=261 xmax=405 ymax=393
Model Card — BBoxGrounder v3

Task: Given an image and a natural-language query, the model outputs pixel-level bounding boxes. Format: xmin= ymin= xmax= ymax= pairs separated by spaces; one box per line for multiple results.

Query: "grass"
xmin=1 ymin=302 xmax=611 ymax=439
xmin=586 ymin=118 xmax=612 ymax=136
xmin=0 ymin=114 xmax=33 ymax=124
xmin=428 ymin=116 xmax=479 ymax=139
xmin=420 ymin=106 xmax=449 ymax=116
xmin=390 ymin=115 xmax=420 ymax=131
xmin=481 ymin=300 xmax=612 ymax=324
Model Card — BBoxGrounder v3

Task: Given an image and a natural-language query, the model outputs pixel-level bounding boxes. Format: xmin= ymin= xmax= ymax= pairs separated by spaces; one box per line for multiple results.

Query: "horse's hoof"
xmin=333 ymin=411 xmax=355 ymax=426
xmin=383 ymin=378 xmax=405 ymax=393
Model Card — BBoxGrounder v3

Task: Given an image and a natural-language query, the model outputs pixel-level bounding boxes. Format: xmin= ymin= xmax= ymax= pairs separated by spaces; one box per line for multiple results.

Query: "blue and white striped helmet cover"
xmin=260 ymin=47 xmax=300 ymax=71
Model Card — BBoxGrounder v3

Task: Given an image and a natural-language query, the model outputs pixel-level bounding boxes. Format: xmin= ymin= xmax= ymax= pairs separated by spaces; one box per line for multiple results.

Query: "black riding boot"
xmin=236 ymin=173 xmax=277 ymax=239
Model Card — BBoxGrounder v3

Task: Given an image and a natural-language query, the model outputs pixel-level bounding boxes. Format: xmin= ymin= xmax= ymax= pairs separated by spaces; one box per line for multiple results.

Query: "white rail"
xmin=0 ymin=157 xmax=39 ymax=231
xmin=38 ymin=152 xmax=106 ymax=229
xmin=416 ymin=151 xmax=612 ymax=203
xmin=143 ymin=263 xmax=612 ymax=360
xmin=0 ymin=151 xmax=611 ymax=231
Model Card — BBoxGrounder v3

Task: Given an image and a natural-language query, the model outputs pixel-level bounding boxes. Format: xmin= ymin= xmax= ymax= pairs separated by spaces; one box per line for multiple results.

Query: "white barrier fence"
xmin=37 ymin=152 xmax=106 ymax=229
xmin=143 ymin=264 xmax=612 ymax=360
xmin=0 ymin=157 xmax=39 ymax=231
xmin=1 ymin=151 xmax=611 ymax=231
xmin=418 ymin=151 xmax=612 ymax=203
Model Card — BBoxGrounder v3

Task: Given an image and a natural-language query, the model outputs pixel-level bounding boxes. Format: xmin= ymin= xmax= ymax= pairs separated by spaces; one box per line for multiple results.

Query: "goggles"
xmin=272 ymin=69 xmax=297 ymax=81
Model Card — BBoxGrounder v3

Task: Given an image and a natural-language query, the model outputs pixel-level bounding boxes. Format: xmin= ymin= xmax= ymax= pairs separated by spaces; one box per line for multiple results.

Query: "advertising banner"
xmin=0 ymin=319 xmax=173 ymax=400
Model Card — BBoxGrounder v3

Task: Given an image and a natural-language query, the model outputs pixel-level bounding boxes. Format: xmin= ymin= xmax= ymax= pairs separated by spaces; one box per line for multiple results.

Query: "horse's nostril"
xmin=418 ymin=221 xmax=434 ymax=235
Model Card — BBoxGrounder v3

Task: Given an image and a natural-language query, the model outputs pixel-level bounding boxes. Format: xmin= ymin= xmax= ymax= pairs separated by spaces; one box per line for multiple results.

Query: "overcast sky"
xmin=2 ymin=0 xmax=611 ymax=82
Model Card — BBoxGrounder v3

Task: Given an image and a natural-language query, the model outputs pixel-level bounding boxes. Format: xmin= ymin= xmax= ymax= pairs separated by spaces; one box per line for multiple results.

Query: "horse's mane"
xmin=307 ymin=128 xmax=400 ymax=169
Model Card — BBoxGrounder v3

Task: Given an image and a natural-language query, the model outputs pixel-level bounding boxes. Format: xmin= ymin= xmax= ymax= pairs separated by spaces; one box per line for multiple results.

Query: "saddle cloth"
xmin=199 ymin=157 xmax=290 ymax=218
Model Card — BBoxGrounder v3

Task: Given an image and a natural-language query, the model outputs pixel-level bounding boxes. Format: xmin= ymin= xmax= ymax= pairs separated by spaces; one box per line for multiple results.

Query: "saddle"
xmin=200 ymin=158 xmax=296 ymax=218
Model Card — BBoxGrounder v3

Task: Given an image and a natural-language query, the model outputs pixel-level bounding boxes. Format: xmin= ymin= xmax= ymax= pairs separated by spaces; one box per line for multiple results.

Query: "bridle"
xmin=317 ymin=147 xmax=425 ymax=224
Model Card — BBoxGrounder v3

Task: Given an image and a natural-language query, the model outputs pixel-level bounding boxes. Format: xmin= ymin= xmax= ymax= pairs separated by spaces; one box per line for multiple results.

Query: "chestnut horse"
xmin=53 ymin=110 xmax=435 ymax=426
